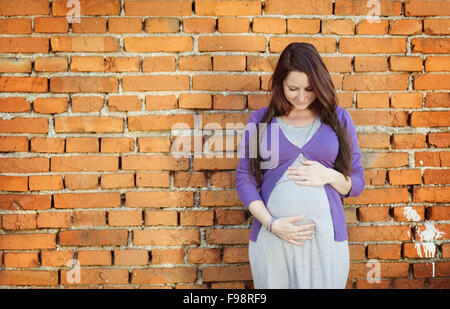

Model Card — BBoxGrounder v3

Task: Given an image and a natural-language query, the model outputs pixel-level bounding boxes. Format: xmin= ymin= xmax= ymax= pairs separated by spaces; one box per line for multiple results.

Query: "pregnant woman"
xmin=235 ymin=42 xmax=365 ymax=289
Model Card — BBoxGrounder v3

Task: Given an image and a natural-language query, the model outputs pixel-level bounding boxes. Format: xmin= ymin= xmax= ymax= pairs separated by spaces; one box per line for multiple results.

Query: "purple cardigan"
xmin=235 ymin=106 xmax=365 ymax=242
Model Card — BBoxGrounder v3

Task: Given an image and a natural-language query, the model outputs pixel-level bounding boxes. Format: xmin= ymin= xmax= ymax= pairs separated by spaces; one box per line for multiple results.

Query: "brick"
xmin=108 ymin=17 xmax=142 ymax=33
xmin=392 ymin=206 xmax=425 ymax=222
xmin=2 ymin=214 xmax=36 ymax=230
xmin=0 ymin=270 xmax=57 ymax=286
xmin=348 ymin=226 xmax=411 ymax=242
xmin=122 ymin=155 xmax=189 ymax=171
xmin=50 ymin=77 xmax=118 ymax=93
xmin=30 ymin=137 xmax=64 ymax=153
xmin=34 ymin=97 xmax=68 ymax=114
xmin=362 ymin=152 xmax=409 ymax=169
xmin=72 ymin=211 xmax=106 ymax=227
xmin=389 ymin=56 xmax=423 ymax=72
xmin=0 ymin=76 xmax=47 ymax=92
xmin=253 ymin=17 xmax=285 ymax=34
xmin=122 ymin=75 xmax=190 ymax=91
xmin=202 ymin=265 xmax=252 ymax=282
xmin=0 ymin=57 xmax=31 ymax=72
xmin=411 ymin=38 xmax=450 ymax=54
xmin=151 ymin=249 xmax=184 ymax=265
xmin=142 ymin=57 xmax=176 ymax=72
xmin=136 ymin=171 xmax=170 ymax=188
xmin=145 ymin=18 xmax=179 ymax=33
xmin=423 ymin=169 xmax=450 ymax=185
xmin=0 ymin=234 xmax=56 ymax=250
xmin=349 ymin=244 xmax=366 ymax=260
xmin=183 ymin=18 xmax=216 ymax=33
xmin=0 ymin=175 xmax=28 ymax=192
xmin=266 ymin=0 xmax=332 ymax=15
xmin=132 ymin=267 xmax=197 ymax=284
xmin=424 ymin=19 xmax=450 ymax=35
xmin=29 ymin=175 xmax=64 ymax=191
xmin=51 ymin=156 xmax=119 ymax=172
xmin=414 ymin=74 xmax=450 ymax=90
xmin=53 ymin=0 xmax=120 ymax=16
xmin=340 ymin=38 xmax=406 ymax=54
xmin=391 ymin=278 xmax=426 ymax=289
xmin=4 ymin=252 xmax=39 ymax=268
xmin=336 ymin=0 xmax=402 ymax=16
xmin=179 ymin=55 xmax=212 ymax=71
xmin=358 ymin=207 xmax=390 ymax=222
xmin=133 ymin=229 xmax=200 ymax=246
xmin=101 ymin=173 xmax=134 ymax=189
xmin=193 ymin=75 xmax=259 ymax=91
xmin=428 ymin=206 xmax=450 ymax=221
xmin=218 ymin=17 xmax=250 ymax=33
xmin=388 ymin=169 xmax=422 ymax=185
xmin=41 ymin=250 xmax=74 ymax=267
xmin=350 ymin=262 xmax=409 ymax=279
xmin=124 ymin=37 xmax=192 ymax=52
xmin=0 ymin=97 xmax=29 ymax=112
xmin=34 ymin=17 xmax=69 ymax=33
xmin=405 ymin=0 xmax=450 ymax=16
xmin=343 ymin=74 xmax=409 ymax=91
xmin=403 ymin=243 xmax=436 ymax=259
xmin=126 ymin=191 xmax=193 ymax=207
xmin=65 ymin=137 xmax=98 ymax=153
xmin=78 ymin=250 xmax=112 ymax=266
xmin=214 ymin=95 xmax=246 ymax=110
xmin=425 ymin=56 xmax=450 ymax=72
xmin=0 ymin=157 xmax=49 ymax=173
xmin=124 ymin=0 xmax=192 ymax=16
xmin=287 ymin=19 xmax=320 ymax=34
xmin=61 ymin=268 xmax=129 ymax=285
xmin=364 ymin=170 xmax=386 ymax=186
xmin=415 ymin=151 xmax=449 ymax=167
xmin=356 ymin=92 xmax=389 ymax=108
xmin=0 ymin=0 xmax=49 ymax=16
xmin=358 ymin=133 xmax=390 ymax=149
xmin=0 ymin=194 xmax=51 ymax=211
xmin=114 ymin=249 xmax=148 ymax=266
xmin=322 ymin=19 xmax=355 ymax=35
xmin=173 ymin=171 xmax=207 ymax=188
xmin=53 ymin=192 xmax=121 ymax=209
xmin=415 ymin=223 xmax=449 ymax=241
xmin=210 ymin=172 xmax=235 ymax=188
xmin=356 ymin=19 xmax=389 ymax=35
xmin=367 ymin=244 xmax=401 ymax=260
xmin=144 ymin=210 xmax=178 ymax=226
xmin=179 ymin=94 xmax=212 ymax=109
xmin=34 ymin=57 xmax=68 ymax=72
xmin=0 ymin=118 xmax=48 ymax=134
xmin=391 ymin=92 xmax=422 ymax=108
xmin=223 ymin=247 xmax=248 ymax=263
xmin=389 ymin=19 xmax=422 ymax=35
xmin=72 ymin=18 xmax=107 ymax=33
xmin=37 ymin=212 xmax=71 ymax=228
xmin=206 ymin=229 xmax=250 ymax=244
xmin=180 ymin=210 xmax=214 ymax=226
xmin=414 ymin=187 xmax=450 ymax=203
xmin=101 ymin=137 xmax=134 ymax=153
xmin=354 ymin=57 xmax=387 ymax=73
xmin=59 ymin=230 xmax=128 ymax=246
xmin=108 ymin=210 xmax=142 ymax=226
xmin=215 ymin=209 xmax=247 ymax=225
xmin=213 ymin=56 xmax=246 ymax=71
xmin=51 ymin=36 xmax=119 ymax=52
xmin=187 ymin=248 xmax=221 ymax=264
xmin=269 ymin=37 xmax=336 ymax=53
xmin=198 ymin=36 xmax=265 ymax=52
xmin=352 ymin=110 xmax=408 ymax=127
xmin=145 ymin=95 xmax=178 ymax=110
xmin=0 ymin=136 xmax=28 ymax=152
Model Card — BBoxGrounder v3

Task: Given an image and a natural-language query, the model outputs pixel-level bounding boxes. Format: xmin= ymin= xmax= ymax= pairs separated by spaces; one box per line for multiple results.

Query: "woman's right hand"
xmin=270 ymin=216 xmax=315 ymax=246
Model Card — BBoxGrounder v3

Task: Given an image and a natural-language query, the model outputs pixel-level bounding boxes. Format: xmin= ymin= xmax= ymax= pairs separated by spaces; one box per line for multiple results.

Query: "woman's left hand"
xmin=286 ymin=160 xmax=333 ymax=187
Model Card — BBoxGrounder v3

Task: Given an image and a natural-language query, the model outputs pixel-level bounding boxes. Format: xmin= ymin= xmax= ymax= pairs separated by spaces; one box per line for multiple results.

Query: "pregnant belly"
xmin=266 ymin=181 xmax=332 ymax=225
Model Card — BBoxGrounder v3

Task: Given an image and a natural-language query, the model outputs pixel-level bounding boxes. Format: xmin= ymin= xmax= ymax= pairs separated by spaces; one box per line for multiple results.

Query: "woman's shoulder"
xmin=335 ymin=105 xmax=352 ymax=124
xmin=248 ymin=106 xmax=269 ymax=123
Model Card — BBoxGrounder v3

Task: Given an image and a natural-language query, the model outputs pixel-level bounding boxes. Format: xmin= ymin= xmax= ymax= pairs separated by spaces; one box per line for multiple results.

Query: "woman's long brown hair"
xmin=249 ymin=42 xmax=353 ymax=185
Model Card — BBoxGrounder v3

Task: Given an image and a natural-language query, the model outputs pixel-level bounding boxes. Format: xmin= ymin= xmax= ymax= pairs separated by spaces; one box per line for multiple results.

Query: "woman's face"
xmin=282 ymin=71 xmax=317 ymax=112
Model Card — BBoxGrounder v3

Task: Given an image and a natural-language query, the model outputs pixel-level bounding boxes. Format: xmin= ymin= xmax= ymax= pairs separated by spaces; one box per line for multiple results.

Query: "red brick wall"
xmin=0 ymin=0 xmax=449 ymax=289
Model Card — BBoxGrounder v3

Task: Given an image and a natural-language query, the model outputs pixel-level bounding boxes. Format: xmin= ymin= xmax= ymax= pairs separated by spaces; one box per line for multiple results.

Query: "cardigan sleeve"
xmin=338 ymin=108 xmax=366 ymax=198
xmin=235 ymin=109 xmax=264 ymax=209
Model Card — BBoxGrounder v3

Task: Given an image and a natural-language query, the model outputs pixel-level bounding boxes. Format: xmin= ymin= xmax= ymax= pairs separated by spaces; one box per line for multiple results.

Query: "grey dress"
xmin=249 ymin=115 xmax=349 ymax=289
